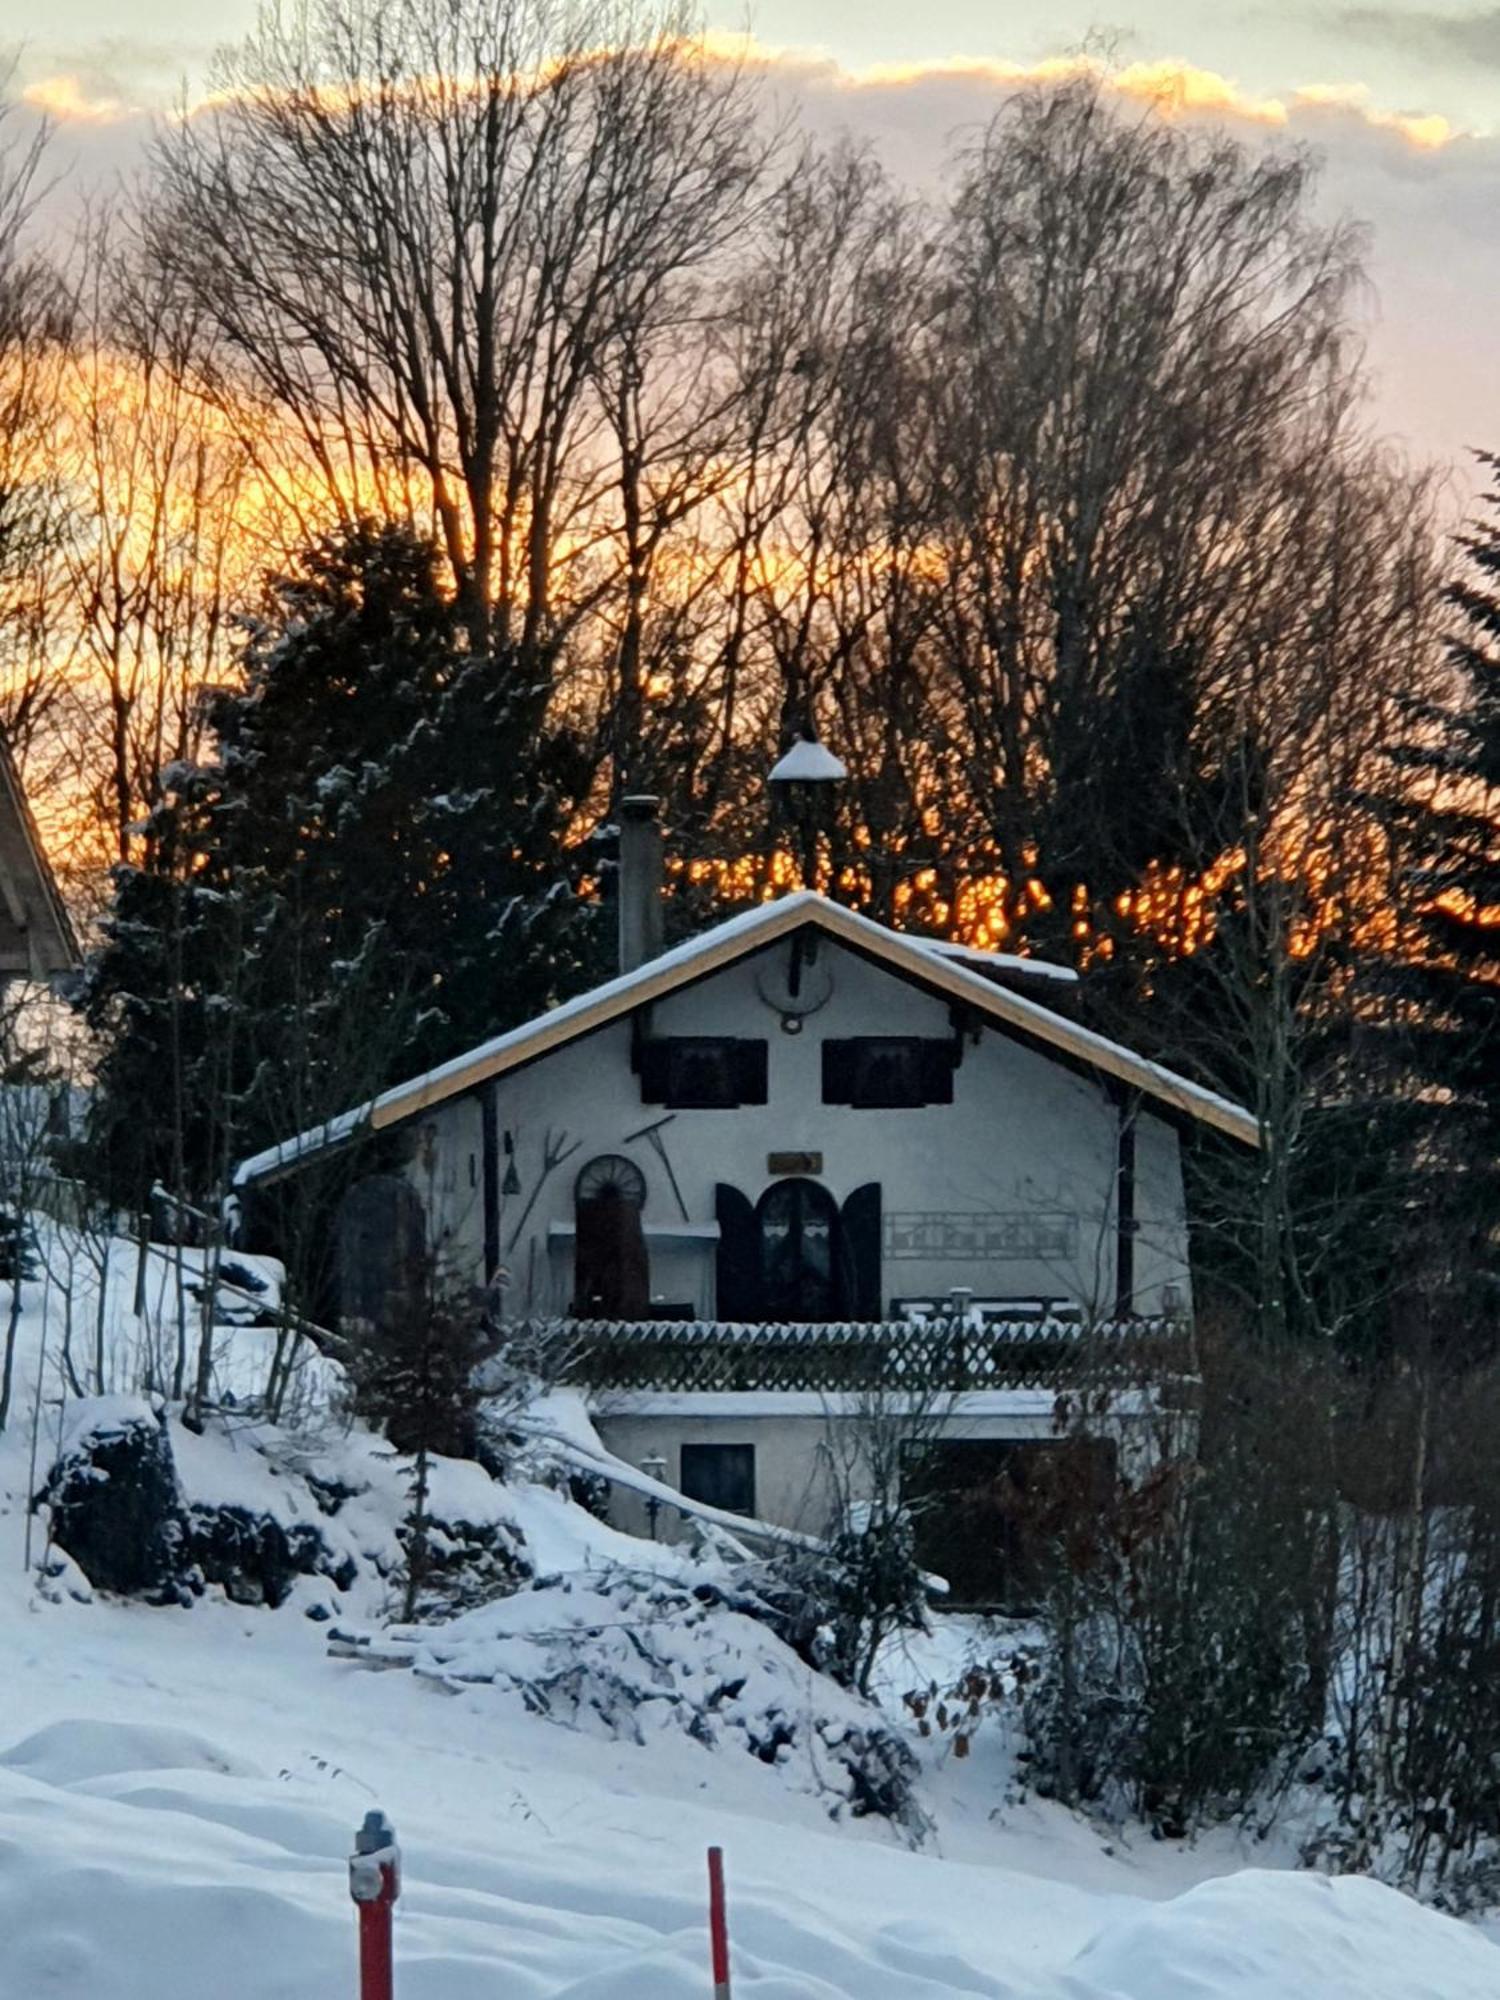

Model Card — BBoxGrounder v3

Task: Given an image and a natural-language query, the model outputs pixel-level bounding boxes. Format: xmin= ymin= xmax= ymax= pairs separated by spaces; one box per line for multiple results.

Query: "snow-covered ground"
xmin=1 ymin=1223 xmax=1498 ymax=1997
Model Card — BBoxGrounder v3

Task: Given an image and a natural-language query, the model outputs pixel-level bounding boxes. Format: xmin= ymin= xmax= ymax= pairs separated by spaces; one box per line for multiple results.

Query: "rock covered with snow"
xmin=34 ymin=1396 xmax=527 ymax=1612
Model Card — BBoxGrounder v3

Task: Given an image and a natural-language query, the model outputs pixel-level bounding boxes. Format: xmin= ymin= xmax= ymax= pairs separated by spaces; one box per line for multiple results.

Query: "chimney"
xmin=618 ymin=795 xmax=665 ymax=975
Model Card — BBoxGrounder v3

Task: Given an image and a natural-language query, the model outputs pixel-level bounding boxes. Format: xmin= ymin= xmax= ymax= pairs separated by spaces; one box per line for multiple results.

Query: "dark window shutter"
xmin=638 ymin=1040 xmax=670 ymax=1104
xmin=826 ymin=1037 xmax=953 ymax=1107
xmin=822 ymin=1039 xmax=856 ymax=1104
xmin=840 ymin=1181 xmax=883 ymax=1320
xmin=715 ymin=1183 xmax=760 ymax=1322
xmin=919 ymin=1040 xmax=957 ymax=1105
xmin=733 ymin=1039 xmax=769 ymax=1105
xmin=641 ymin=1038 xmax=768 ymax=1108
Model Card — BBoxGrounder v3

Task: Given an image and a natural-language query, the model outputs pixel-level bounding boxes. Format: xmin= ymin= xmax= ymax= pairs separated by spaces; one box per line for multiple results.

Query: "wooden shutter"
xmin=825 ymin=1037 xmax=953 ymax=1107
xmin=715 ymin=1183 xmax=760 ymax=1321
xmin=822 ymin=1039 xmax=856 ymax=1104
xmin=733 ymin=1039 xmax=769 ymax=1105
xmin=637 ymin=1039 xmax=670 ymax=1103
xmin=840 ymin=1181 xmax=883 ymax=1320
xmin=919 ymin=1039 xmax=957 ymax=1105
xmin=640 ymin=1038 xmax=768 ymax=1107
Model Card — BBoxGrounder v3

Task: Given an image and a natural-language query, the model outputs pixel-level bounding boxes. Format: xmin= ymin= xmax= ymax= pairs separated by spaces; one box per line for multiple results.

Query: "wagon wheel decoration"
xmin=574 ymin=1153 xmax=648 ymax=1209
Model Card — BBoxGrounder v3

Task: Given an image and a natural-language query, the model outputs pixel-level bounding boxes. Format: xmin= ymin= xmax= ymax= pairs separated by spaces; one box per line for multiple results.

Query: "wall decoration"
xmin=504 ymin=1127 xmax=583 ymax=1254
xmin=883 ymin=1210 xmax=1078 ymax=1263
xmin=623 ymin=1113 xmax=691 ymax=1222
xmin=754 ymin=937 xmax=834 ymax=1024
xmin=575 ymin=1154 xmax=648 ymax=1207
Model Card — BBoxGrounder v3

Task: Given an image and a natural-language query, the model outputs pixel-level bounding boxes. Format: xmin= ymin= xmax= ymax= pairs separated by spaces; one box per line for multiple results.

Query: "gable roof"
xmin=0 ymin=735 xmax=78 ymax=981
xmin=234 ymin=891 xmax=1258 ymax=1187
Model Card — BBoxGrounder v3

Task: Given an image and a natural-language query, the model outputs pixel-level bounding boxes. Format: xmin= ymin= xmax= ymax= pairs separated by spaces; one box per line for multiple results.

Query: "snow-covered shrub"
xmin=747 ymin=1515 xmax=930 ymax=1697
xmin=37 ymin=1398 xmax=366 ymax=1609
xmin=38 ymin=1399 xmax=188 ymax=1601
xmin=390 ymin=1514 xmax=529 ymax=1621
xmin=902 ymin=1650 xmax=1042 ymax=1765
xmin=335 ymin=1565 xmax=927 ymax=1837
xmin=182 ymin=1503 xmax=357 ymax=1608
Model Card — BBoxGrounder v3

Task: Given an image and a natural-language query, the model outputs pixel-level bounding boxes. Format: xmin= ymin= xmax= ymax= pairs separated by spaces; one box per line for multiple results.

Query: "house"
xmin=0 ymin=732 xmax=78 ymax=985
xmin=236 ymin=800 xmax=1257 ymax=1601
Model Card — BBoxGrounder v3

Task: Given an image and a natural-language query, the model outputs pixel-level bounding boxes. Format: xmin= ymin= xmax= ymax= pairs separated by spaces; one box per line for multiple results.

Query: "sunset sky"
xmin=10 ymin=2 xmax=1500 ymax=495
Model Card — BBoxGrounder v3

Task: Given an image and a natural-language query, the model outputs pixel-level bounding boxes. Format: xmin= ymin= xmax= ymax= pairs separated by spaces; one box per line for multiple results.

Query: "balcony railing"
xmin=509 ymin=1314 xmax=1188 ymax=1395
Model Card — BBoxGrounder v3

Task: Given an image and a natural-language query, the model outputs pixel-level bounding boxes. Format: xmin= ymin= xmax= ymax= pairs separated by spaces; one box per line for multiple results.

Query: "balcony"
xmin=509 ymin=1313 xmax=1188 ymax=1395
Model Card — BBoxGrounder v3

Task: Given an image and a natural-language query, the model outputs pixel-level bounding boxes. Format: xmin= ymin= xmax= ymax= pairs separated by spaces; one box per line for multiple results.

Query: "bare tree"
xmin=148 ymin=0 xmax=772 ymax=724
xmin=0 ymin=91 xmax=75 ymax=824
xmin=52 ymin=214 xmax=258 ymax=894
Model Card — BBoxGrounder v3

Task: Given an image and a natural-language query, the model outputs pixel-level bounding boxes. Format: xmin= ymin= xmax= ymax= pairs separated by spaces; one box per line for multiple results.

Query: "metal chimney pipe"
xmin=618 ymin=795 xmax=665 ymax=975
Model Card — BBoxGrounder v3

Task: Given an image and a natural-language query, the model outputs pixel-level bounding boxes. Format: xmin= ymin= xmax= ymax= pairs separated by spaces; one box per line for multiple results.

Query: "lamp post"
xmin=768 ymin=736 xmax=847 ymax=894
xmin=641 ymin=1451 xmax=668 ymax=1538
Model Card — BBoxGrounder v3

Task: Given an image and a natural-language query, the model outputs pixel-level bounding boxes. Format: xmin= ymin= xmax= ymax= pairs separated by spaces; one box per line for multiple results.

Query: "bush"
xmin=747 ymin=1508 xmax=929 ymax=1697
xmin=1021 ymin=1333 xmax=1336 ymax=1835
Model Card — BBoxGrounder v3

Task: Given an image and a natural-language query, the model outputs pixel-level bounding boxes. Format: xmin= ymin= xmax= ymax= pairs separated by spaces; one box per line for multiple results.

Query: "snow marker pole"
xmin=707 ymin=1845 xmax=732 ymax=1999
xmin=349 ymin=1809 xmax=400 ymax=2000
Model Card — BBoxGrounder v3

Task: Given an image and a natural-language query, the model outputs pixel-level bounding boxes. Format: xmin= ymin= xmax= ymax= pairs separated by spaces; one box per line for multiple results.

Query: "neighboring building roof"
xmin=916 ymin=937 xmax=1079 ymax=985
xmin=0 ymin=735 xmax=78 ymax=980
xmin=234 ymin=890 xmax=1259 ymax=1188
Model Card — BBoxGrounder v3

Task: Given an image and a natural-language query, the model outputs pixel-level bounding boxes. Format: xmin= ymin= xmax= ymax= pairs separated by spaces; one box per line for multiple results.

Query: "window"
xmin=758 ymin=1177 xmax=841 ymax=1322
xmin=821 ymin=1037 xmax=956 ymax=1108
xmin=638 ymin=1037 xmax=768 ymax=1108
xmin=680 ymin=1443 xmax=756 ymax=1516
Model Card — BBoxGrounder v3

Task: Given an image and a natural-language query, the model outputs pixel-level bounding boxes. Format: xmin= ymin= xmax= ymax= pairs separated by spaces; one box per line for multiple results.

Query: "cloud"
xmin=845 ymin=53 xmax=1290 ymax=128
xmin=1293 ymin=81 xmax=1454 ymax=149
xmin=1332 ymin=6 xmax=1500 ymax=67
xmin=9 ymin=33 xmax=1499 ymax=480
xmin=695 ymin=41 xmax=1461 ymax=154
xmin=13 ymin=36 xmax=1470 ymax=158
xmin=21 ymin=76 xmax=130 ymax=126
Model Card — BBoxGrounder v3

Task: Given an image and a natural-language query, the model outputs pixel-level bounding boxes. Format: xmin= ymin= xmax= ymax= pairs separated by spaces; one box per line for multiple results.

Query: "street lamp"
xmin=640 ymin=1451 xmax=668 ymax=1539
xmin=768 ymin=735 xmax=847 ymax=893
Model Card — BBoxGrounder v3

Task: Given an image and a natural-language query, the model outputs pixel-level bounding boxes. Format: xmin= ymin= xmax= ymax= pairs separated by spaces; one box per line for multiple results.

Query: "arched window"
xmin=756 ymin=1178 xmax=842 ymax=1323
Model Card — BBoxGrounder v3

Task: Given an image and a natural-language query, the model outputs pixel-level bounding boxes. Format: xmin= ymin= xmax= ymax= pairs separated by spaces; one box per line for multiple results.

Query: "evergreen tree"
xmin=1364 ymin=465 xmax=1500 ymax=1344
xmin=85 ymin=520 xmax=600 ymax=1206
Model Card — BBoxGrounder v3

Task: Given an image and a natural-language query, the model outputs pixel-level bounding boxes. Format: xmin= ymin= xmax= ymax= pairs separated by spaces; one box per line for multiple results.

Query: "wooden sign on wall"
xmin=767 ymin=1150 xmax=822 ymax=1177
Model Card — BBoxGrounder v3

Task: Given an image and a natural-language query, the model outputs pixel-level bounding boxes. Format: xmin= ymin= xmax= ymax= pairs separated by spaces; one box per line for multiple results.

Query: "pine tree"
xmin=84 ymin=520 xmax=601 ymax=1207
xmin=1365 ymin=464 xmax=1500 ymax=1344
xmin=343 ymin=1256 xmax=498 ymax=1621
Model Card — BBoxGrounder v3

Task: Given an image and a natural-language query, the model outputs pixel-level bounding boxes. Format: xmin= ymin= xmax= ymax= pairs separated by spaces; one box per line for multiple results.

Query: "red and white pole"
xmin=349 ymin=1809 xmax=401 ymax=2000
xmin=707 ymin=1845 xmax=732 ymax=2000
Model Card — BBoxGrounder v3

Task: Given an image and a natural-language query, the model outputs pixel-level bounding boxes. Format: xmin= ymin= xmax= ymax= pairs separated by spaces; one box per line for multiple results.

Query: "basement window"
xmin=637 ymin=1037 xmax=769 ymax=1109
xmin=821 ymin=1037 xmax=956 ymax=1108
xmin=680 ymin=1443 xmax=756 ymax=1517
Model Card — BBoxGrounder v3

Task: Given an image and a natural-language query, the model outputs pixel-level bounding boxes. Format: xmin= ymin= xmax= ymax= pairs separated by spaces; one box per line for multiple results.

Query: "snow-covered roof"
xmin=234 ymin=891 xmax=1257 ymax=1187
xmin=916 ymin=937 xmax=1079 ymax=985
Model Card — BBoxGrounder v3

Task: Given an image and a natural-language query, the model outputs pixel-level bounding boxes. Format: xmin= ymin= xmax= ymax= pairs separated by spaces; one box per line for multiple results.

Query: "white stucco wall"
xmin=401 ymin=1091 xmax=488 ymax=1283
xmin=393 ymin=935 xmax=1193 ymax=1320
xmin=593 ymin=1394 xmax=1068 ymax=1543
xmin=590 ymin=1391 xmax=1162 ymax=1546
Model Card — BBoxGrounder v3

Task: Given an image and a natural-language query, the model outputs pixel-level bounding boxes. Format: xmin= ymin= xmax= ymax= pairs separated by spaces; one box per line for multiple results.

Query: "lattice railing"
xmin=510 ymin=1315 xmax=1187 ymax=1394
